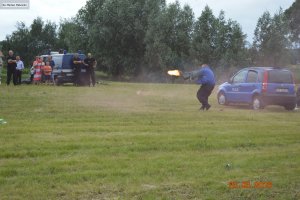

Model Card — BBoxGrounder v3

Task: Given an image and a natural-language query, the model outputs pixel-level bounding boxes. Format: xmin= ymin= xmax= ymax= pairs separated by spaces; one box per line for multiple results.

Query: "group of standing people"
xmin=0 ymin=50 xmax=97 ymax=87
xmin=31 ymin=55 xmax=54 ymax=84
xmin=1 ymin=50 xmax=24 ymax=86
xmin=73 ymin=53 xmax=97 ymax=87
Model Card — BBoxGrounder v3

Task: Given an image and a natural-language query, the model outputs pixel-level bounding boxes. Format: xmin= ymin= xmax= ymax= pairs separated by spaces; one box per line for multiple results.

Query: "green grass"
xmin=0 ymin=82 xmax=299 ymax=200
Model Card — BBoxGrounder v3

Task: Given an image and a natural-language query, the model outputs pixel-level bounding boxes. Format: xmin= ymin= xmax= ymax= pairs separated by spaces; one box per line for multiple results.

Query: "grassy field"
xmin=0 ymin=82 xmax=299 ymax=200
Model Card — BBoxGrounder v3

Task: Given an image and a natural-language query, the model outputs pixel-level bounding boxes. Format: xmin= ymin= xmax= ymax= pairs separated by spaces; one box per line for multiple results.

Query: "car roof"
xmin=41 ymin=53 xmax=85 ymax=57
xmin=244 ymin=67 xmax=290 ymax=71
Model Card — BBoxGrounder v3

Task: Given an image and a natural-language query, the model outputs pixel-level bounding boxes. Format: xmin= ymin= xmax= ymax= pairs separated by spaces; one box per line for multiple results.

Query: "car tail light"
xmin=262 ymin=71 xmax=268 ymax=93
xmin=292 ymin=73 xmax=296 ymax=93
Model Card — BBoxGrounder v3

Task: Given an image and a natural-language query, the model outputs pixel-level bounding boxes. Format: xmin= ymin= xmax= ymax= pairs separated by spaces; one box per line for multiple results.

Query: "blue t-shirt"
xmin=196 ymin=66 xmax=215 ymax=85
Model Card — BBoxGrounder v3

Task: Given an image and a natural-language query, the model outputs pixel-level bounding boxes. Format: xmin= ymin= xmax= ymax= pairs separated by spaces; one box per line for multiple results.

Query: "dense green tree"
xmin=253 ymin=10 xmax=290 ymax=66
xmin=2 ymin=22 xmax=31 ymax=65
xmin=223 ymin=20 xmax=247 ymax=66
xmin=285 ymin=0 xmax=300 ymax=45
xmin=192 ymin=7 xmax=246 ymax=67
xmin=78 ymin=0 xmax=167 ymax=76
xmin=28 ymin=17 xmax=57 ymax=56
xmin=1 ymin=17 xmax=58 ymax=66
xmin=192 ymin=6 xmax=217 ymax=65
xmin=57 ymin=18 xmax=88 ymax=53
xmin=144 ymin=2 xmax=194 ymax=72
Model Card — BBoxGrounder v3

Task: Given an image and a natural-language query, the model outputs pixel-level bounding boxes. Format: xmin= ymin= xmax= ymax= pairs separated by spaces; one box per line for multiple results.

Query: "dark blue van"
xmin=217 ymin=67 xmax=297 ymax=110
xmin=42 ymin=53 xmax=88 ymax=85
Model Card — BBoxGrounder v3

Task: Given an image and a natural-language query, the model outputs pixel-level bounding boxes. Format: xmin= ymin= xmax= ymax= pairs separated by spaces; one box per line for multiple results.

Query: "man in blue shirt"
xmin=196 ymin=64 xmax=215 ymax=110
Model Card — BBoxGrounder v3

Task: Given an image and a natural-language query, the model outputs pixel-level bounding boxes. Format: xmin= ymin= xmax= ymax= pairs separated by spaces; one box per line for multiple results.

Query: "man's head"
xmin=202 ymin=64 xmax=209 ymax=68
xmin=48 ymin=55 xmax=52 ymax=61
xmin=74 ymin=53 xmax=79 ymax=58
xmin=46 ymin=61 xmax=50 ymax=66
xmin=8 ymin=50 xmax=13 ymax=56
xmin=16 ymin=56 xmax=20 ymax=61
xmin=87 ymin=53 xmax=92 ymax=58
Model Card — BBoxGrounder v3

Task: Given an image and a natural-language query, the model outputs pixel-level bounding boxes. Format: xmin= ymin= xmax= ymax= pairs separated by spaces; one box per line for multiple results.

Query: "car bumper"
xmin=262 ymin=94 xmax=296 ymax=105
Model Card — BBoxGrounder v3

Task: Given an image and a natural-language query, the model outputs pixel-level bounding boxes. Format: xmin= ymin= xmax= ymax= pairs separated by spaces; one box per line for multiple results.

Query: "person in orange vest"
xmin=43 ymin=61 xmax=52 ymax=85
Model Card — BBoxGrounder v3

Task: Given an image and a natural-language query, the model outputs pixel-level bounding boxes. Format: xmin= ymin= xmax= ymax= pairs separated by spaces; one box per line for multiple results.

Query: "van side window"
xmin=232 ymin=70 xmax=247 ymax=84
xmin=246 ymin=71 xmax=258 ymax=83
xmin=268 ymin=70 xmax=293 ymax=84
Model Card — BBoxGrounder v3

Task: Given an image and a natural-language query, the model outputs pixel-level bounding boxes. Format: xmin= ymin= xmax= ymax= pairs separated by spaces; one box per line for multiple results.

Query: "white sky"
xmin=0 ymin=0 xmax=295 ymax=43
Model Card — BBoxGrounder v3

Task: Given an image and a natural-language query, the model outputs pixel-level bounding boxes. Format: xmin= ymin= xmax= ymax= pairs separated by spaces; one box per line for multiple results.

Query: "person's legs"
xmin=6 ymin=68 xmax=12 ymax=85
xmin=204 ymin=85 xmax=215 ymax=110
xmin=13 ymin=69 xmax=17 ymax=85
xmin=16 ymin=70 xmax=22 ymax=85
xmin=0 ymin=65 xmax=2 ymax=84
xmin=75 ymin=70 xmax=81 ymax=86
xmin=91 ymin=69 xmax=96 ymax=86
xmin=197 ymin=85 xmax=207 ymax=109
xmin=86 ymin=70 xmax=91 ymax=86
xmin=197 ymin=84 xmax=214 ymax=110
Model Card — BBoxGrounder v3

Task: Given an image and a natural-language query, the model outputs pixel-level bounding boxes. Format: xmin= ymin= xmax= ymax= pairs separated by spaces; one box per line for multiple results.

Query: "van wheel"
xmin=252 ymin=96 xmax=264 ymax=110
xmin=218 ymin=92 xmax=228 ymax=105
xmin=284 ymin=104 xmax=296 ymax=111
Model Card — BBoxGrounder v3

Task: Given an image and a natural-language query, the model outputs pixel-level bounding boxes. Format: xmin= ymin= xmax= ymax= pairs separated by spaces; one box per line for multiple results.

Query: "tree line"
xmin=0 ymin=0 xmax=299 ymax=79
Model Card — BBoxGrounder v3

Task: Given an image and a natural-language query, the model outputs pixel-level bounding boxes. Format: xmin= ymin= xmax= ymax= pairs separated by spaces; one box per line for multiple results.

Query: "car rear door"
xmin=266 ymin=70 xmax=295 ymax=95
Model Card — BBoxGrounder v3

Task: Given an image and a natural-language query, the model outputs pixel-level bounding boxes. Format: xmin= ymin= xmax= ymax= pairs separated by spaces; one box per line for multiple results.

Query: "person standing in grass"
xmin=33 ymin=56 xmax=44 ymax=84
xmin=47 ymin=55 xmax=55 ymax=83
xmin=0 ymin=51 xmax=3 ymax=85
xmin=43 ymin=62 xmax=52 ymax=85
xmin=15 ymin=56 xmax=24 ymax=85
xmin=6 ymin=50 xmax=17 ymax=86
xmin=84 ymin=53 xmax=97 ymax=87
xmin=196 ymin=63 xmax=215 ymax=111
xmin=73 ymin=53 xmax=83 ymax=86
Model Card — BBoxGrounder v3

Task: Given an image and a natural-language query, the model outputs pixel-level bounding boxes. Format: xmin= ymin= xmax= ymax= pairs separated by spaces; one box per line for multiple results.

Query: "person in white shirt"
xmin=16 ymin=56 xmax=24 ymax=85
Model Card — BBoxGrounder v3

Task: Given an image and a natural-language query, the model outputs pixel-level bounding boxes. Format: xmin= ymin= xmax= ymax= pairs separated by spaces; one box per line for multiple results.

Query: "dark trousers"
xmin=87 ymin=68 xmax=96 ymax=86
xmin=16 ymin=70 xmax=22 ymax=85
xmin=197 ymin=84 xmax=215 ymax=107
xmin=7 ymin=67 xmax=17 ymax=85
xmin=74 ymin=69 xmax=81 ymax=86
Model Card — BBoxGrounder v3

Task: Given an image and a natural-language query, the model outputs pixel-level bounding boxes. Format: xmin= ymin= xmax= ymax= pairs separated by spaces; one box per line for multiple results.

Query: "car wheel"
xmin=218 ymin=92 xmax=227 ymax=105
xmin=252 ymin=96 xmax=264 ymax=110
xmin=284 ymin=104 xmax=296 ymax=111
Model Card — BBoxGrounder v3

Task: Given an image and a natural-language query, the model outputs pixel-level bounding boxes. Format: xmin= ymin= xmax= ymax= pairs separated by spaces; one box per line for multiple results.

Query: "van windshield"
xmin=268 ymin=70 xmax=293 ymax=84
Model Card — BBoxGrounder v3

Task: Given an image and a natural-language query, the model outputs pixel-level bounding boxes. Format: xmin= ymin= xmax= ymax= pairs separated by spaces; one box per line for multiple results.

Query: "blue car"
xmin=42 ymin=53 xmax=88 ymax=85
xmin=217 ymin=67 xmax=297 ymax=110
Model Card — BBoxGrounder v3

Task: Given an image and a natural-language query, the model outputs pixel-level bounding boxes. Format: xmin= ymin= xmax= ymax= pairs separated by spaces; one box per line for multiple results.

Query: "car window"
xmin=232 ymin=70 xmax=247 ymax=84
xmin=268 ymin=70 xmax=293 ymax=84
xmin=246 ymin=70 xmax=258 ymax=83
xmin=52 ymin=55 xmax=63 ymax=69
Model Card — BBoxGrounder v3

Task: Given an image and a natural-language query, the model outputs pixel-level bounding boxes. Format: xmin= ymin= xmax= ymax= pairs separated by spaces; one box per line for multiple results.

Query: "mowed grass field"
xmin=0 ymin=82 xmax=299 ymax=200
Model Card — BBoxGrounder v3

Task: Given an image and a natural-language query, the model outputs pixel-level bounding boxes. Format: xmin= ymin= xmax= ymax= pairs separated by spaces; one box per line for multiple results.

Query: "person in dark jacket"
xmin=196 ymin=64 xmax=215 ymax=111
xmin=72 ymin=53 xmax=82 ymax=86
xmin=84 ymin=53 xmax=97 ymax=87
xmin=6 ymin=50 xmax=17 ymax=86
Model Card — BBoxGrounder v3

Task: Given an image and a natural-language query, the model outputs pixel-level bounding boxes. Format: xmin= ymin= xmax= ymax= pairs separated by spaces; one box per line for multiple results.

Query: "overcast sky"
xmin=0 ymin=0 xmax=295 ymax=43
